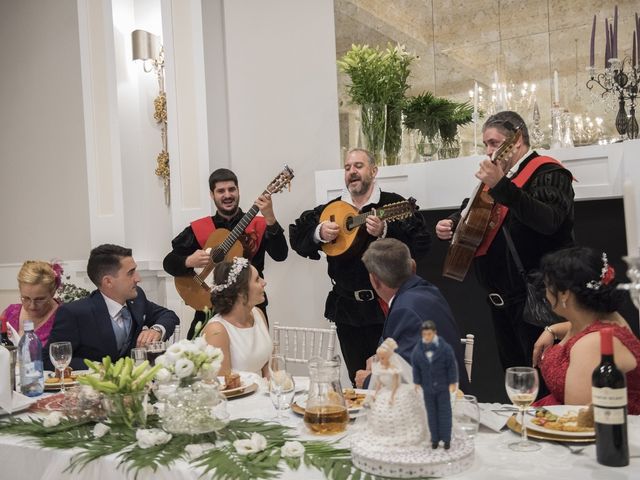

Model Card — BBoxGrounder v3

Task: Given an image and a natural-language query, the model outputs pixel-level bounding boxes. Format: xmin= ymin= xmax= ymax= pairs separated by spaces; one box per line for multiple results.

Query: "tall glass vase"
xmin=384 ymin=104 xmax=403 ymax=166
xmin=359 ymin=104 xmax=387 ymax=166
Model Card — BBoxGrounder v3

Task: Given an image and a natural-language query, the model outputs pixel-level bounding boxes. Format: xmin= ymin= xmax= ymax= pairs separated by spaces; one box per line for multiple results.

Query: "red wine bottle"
xmin=591 ymin=327 xmax=629 ymax=467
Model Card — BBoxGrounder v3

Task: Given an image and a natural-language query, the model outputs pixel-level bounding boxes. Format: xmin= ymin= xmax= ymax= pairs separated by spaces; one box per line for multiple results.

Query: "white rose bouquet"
xmin=154 ymin=338 xmax=223 ymax=387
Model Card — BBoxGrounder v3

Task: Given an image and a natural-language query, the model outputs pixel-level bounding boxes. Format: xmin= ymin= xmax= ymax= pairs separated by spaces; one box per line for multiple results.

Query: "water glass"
xmin=269 ymin=372 xmax=295 ymax=419
xmin=453 ymin=394 xmax=480 ymax=439
xmin=505 ymin=366 xmax=540 ymax=452
xmin=49 ymin=341 xmax=72 ymax=394
xmin=130 ymin=348 xmax=147 ymax=366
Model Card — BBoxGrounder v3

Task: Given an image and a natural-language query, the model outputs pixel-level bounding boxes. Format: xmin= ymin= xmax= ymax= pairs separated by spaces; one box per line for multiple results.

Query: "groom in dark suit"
xmin=44 ymin=244 xmax=179 ymax=370
xmin=354 ymin=238 xmax=468 ymax=392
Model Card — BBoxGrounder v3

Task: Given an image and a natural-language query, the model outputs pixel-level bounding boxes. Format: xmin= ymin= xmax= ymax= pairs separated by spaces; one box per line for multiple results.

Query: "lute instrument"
xmin=442 ymin=126 xmax=523 ymax=281
xmin=319 ymin=198 xmax=417 ymax=257
xmin=175 ymin=166 xmax=294 ymax=310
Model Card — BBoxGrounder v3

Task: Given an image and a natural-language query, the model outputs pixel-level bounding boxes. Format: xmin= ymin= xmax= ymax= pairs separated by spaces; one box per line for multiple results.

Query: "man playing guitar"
xmin=435 ymin=111 xmax=575 ymax=374
xmin=290 ymin=149 xmax=430 ymax=383
xmin=163 ymin=168 xmax=288 ymax=338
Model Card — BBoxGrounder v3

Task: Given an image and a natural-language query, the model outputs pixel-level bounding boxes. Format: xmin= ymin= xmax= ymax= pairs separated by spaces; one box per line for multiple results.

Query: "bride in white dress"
xmin=201 ymin=257 xmax=272 ymax=377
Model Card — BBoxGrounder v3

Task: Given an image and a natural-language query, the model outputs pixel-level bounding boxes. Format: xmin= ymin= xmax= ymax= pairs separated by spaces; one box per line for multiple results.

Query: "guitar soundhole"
xmin=212 ymin=250 xmax=226 ymax=263
xmin=345 ymin=217 xmax=354 ymax=231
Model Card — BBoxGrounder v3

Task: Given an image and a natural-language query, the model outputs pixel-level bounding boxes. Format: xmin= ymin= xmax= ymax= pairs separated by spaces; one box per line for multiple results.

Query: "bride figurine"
xmin=357 ymin=337 xmax=428 ymax=450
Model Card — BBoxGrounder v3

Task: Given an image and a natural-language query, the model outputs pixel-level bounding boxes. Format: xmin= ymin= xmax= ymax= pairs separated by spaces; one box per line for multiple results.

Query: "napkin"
xmin=7 ymin=322 xmax=20 ymax=346
xmin=0 ymin=346 xmax=13 ymax=413
xmin=478 ymin=402 xmax=512 ymax=432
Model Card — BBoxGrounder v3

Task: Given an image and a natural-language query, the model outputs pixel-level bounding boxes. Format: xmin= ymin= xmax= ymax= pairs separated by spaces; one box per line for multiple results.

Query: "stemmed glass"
xmin=505 ymin=366 xmax=541 ymax=451
xmin=269 ymin=355 xmax=295 ymax=420
xmin=49 ymin=341 xmax=72 ymax=394
xmin=453 ymin=394 xmax=481 ymax=439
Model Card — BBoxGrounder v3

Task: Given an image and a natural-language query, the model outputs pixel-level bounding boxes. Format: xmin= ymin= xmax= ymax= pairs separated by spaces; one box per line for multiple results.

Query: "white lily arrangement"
xmin=154 ymin=338 xmax=223 ymax=387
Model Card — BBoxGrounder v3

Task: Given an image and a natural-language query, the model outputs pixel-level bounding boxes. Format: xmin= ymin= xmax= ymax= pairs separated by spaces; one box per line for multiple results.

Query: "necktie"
xmin=115 ymin=306 xmax=133 ymax=353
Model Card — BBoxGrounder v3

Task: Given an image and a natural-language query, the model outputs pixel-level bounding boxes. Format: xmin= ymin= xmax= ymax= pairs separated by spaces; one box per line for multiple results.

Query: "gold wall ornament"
xmin=132 ymin=29 xmax=170 ymax=205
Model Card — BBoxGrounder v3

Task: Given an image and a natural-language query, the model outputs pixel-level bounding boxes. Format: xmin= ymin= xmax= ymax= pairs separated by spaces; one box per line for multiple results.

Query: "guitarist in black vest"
xmin=289 ymin=149 xmax=431 ymax=383
xmin=163 ymin=168 xmax=288 ymax=338
xmin=435 ymin=111 xmax=575 ymax=374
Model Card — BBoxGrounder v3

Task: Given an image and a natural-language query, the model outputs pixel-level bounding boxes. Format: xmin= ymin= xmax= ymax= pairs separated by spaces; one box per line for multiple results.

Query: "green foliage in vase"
xmin=338 ymin=44 xmax=414 ymax=164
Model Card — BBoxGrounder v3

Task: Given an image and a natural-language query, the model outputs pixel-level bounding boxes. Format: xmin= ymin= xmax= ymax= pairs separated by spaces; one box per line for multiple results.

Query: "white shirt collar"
xmin=100 ymin=292 xmax=126 ymax=320
xmin=506 ymin=149 xmax=534 ymax=178
xmin=388 ymin=294 xmax=396 ymax=309
xmin=340 ymin=182 xmax=381 ymax=208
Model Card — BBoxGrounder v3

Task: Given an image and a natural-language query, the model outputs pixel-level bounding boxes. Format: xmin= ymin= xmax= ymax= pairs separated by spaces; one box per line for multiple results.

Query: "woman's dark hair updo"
xmin=540 ymin=246 xmax=625 ymax=314
xmin=210 ymin=260 xmax=251 ymax=315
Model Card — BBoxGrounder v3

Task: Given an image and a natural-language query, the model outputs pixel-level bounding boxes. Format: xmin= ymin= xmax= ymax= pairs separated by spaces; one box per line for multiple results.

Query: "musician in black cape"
xmin=163 ymin=168 xmax=288 ymax=338
xmin=435 ymin=111 xmax=575 ymax=372
xmin=289 ymin=148 xmax=430 ymax=383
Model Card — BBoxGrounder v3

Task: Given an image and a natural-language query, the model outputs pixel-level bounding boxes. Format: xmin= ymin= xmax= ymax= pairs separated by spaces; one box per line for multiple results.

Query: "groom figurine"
xmin=412 ymin=320 xmax=458 ymax=449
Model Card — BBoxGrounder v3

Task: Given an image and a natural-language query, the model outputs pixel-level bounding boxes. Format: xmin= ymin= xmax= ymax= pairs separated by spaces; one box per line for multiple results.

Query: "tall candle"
xmin=605 ymin=18 xmax=610 ymax=67
xmin=473 ymin=81 xmax=478 ymax=115
xmin=553 ymin=70 xmax=559 ymax=105
xmin=614 ymin=5 xmax=618 ymax=58
xmin=634 ymin=35 xmax=637 ymax=68
xmin=623 ymin=180 xmax=639 ymax=256
xmin=590 ymin=15 xmax=596 ymax=67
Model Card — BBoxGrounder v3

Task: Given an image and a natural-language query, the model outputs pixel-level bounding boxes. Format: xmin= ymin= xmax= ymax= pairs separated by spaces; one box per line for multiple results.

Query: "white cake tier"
xmin=350 ymin=434 xmax=474 ymax=478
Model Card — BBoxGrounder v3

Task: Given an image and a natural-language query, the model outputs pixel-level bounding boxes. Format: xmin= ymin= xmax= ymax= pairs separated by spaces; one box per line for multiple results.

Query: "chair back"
xmin=273 ymin=322 xmax=337 ymax=364
xmin=460 ymin=334 xmax=475 ymax=382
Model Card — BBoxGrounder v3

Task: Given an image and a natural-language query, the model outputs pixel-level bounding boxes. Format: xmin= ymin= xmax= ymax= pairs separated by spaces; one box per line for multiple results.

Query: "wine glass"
xmin=453 ymin=394 xmax=480 ymax=439
xmin=269 ymin=354 xmax=295 ymax=420
xmin=505 ymin=366 xmax=540 ymax=451
xmin=49 ymin=341 xmax=72 ymax=394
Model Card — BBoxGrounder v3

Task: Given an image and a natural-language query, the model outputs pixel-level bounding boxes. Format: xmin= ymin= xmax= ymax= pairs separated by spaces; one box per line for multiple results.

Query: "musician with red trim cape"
xmin=289 ymin=149 xmax=431 ymax=384
xmin=163 ymin=168 xmax=288 ymax=338
xmin=435 ymin=111 xmax=575 ymax=373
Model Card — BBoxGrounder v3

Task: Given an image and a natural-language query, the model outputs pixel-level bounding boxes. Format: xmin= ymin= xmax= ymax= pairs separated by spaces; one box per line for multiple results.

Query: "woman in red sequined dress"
xmin=532 ymin=246 xmax=640 ymax=414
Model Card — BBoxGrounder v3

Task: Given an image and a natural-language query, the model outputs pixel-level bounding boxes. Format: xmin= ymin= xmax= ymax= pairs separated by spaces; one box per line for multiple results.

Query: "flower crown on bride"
xmin=211 ymin=257 xmax=249 ymax=293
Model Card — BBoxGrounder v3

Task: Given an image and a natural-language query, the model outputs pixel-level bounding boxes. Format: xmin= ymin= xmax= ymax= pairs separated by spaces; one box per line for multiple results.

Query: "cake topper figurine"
xmin=412 ymin=320 xmax=459 ymax=449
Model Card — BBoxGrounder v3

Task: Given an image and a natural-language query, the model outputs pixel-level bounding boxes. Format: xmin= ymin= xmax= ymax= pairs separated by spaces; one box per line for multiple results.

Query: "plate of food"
xmin=43 ymin=369 xmax=89 ymax=390
xmin=525 ymin=405 xmax=595 ymax=438
xmin=219 ymin=372 xmax=258 ymax=399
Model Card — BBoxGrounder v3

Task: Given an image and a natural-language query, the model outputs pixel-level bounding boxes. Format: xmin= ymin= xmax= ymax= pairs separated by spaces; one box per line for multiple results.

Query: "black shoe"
xmin=444 ymin=442 xmax=450 ymax=450
xmin=431 ymin=442 xmax=438 ymax=449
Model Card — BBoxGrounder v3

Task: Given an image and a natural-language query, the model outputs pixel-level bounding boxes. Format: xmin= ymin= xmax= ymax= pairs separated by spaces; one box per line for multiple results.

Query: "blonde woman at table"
xmin=532 ymin=246 xmax=640 ymax=413
xmin=1 ymin=260 xmax=61 ymax=346
xmin=202 ymin=257 xmax=272 ymax=377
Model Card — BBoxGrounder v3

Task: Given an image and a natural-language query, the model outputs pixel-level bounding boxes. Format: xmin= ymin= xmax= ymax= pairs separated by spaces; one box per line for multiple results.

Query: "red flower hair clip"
xmin=586 ymin=252 xmax=615 ymax=290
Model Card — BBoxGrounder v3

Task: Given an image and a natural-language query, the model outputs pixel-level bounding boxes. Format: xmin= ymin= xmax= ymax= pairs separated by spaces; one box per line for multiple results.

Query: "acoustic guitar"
xmin=319 ymin=198 xmax=417 ymax=257
xmin=442 ymin=126 xmax=523 ymax=281
xmin=175 ymin=166 xmax=294 ymax=310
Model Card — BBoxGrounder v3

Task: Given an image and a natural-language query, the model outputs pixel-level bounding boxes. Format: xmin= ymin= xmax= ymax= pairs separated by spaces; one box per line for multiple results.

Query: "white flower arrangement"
xmin=233 ymin=432 xmax=267 ymax=455
xmin=43 ymin=411 xmax=64 ymax=428
xmin=136 ymin=428 xmax=172 ymax=449
xmin=155 ymin=338 xmax=223 ymax=387
xmin=93 ymin=423 xmax=110 ymax=438
xmin=281 ymin=440 xmax=305 ymax=458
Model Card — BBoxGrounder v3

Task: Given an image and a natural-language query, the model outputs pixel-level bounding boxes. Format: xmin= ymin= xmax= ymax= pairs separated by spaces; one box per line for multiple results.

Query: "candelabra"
xmin=587 ymin=57 xmax=639 ymax=140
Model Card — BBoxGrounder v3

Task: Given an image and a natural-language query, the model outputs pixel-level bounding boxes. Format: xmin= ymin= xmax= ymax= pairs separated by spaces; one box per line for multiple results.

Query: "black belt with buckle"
xmin=332 ymin=283 xmax=376 ymax=302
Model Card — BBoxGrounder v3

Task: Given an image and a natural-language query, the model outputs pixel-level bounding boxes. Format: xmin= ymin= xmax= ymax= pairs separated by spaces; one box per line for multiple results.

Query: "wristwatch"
xmin=150 ymin=325 xmax=163 ymax=338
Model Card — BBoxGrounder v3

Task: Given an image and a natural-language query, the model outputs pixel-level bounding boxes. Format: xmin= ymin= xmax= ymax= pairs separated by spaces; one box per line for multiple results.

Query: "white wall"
xmin=0 ymin=0 xmax=91 ymax=263
xmin=213 ymin=0 xmax=342 ymax=335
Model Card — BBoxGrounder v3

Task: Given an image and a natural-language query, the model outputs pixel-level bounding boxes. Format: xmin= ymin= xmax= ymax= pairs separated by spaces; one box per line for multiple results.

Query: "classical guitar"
xmin=319 ymin=198 xmax=417 ymax=257
xmin=175 ymin=166 xmax=294 ymax=310
xmin=442 ymin=126 xmax=523 ymax=281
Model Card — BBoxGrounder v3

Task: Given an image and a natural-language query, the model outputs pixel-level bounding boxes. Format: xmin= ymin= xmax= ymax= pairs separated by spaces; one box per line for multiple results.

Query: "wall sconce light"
xmin=132 ymin=29 xmax=170 ymax=205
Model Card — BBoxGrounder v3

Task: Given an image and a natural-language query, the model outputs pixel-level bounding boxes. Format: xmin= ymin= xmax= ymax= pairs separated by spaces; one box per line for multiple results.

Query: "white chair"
xmin=460 ymin=334 xmax=475 ymax=382
xmin=273 ymin=322 xmax=338 ymax=364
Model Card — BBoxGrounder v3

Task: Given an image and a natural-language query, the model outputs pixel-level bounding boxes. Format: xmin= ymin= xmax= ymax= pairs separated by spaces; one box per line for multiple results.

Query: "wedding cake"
xmin=350 ymin=366 xmax=473 ymax=478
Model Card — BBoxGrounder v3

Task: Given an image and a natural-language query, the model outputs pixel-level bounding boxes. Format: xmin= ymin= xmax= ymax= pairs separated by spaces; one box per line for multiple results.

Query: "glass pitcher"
xmin=303 ymin=356 xmax=349 ymax=434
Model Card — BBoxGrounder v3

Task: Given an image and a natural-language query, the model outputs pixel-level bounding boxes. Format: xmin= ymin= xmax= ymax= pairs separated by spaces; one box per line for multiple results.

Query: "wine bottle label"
xmin=593 ymin=406 xmax=625 ymax=425
xmin=592 ymin=386 xmax=627 ymax=407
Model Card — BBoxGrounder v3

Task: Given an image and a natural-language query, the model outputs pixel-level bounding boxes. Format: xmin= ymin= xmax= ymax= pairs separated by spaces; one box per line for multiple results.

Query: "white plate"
xmin=525 ymin=405 xmax=595 ymax=438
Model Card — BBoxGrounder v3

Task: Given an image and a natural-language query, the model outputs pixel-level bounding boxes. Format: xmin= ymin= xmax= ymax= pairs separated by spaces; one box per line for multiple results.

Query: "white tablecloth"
xmin=1 ymin=378 xmax=639 ymax=479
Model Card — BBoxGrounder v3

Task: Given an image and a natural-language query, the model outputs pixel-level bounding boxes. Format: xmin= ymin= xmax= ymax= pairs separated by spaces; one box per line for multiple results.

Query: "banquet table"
xmin=1 ymin=378 xmax=639 ymax=480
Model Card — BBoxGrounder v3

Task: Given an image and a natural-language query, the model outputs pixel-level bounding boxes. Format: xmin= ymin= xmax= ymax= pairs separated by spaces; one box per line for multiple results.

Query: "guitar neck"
xmin=216 ymin=204 xmax=260 ymax=254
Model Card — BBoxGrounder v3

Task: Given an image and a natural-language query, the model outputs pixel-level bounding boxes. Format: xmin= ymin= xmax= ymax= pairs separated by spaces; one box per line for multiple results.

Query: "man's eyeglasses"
xmin=20 ymin=296 xmax=50 ymax=307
